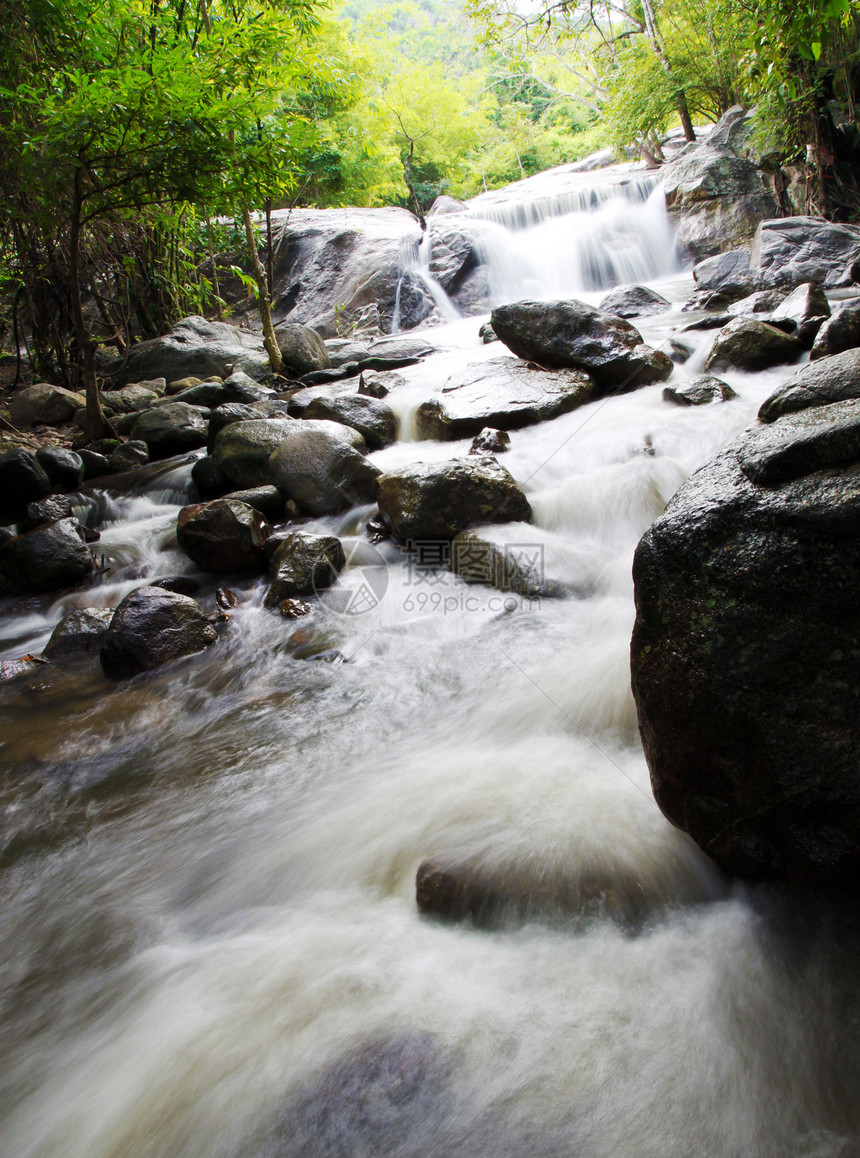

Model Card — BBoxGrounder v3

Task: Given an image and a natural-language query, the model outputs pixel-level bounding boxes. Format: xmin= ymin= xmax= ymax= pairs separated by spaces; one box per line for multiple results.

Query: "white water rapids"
xmin=2 ymin=179 xmax=860 ymax=1158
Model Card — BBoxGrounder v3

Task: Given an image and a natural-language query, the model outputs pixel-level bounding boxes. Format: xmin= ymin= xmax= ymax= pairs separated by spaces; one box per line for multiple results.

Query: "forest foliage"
xmin=0 ymin=0 xmax=858 ymax=431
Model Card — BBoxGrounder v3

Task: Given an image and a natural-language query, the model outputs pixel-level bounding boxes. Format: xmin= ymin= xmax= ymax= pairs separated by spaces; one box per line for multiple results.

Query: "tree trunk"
xmin=204 ymin=210 xmax=223 ymax=320
xmin=641 ymin=0 xmax=696 ymax=143
xmin=241 ymin=205 xmax=283 ymax=374
xmin=70 ymin=178 xmax=116 ymax=442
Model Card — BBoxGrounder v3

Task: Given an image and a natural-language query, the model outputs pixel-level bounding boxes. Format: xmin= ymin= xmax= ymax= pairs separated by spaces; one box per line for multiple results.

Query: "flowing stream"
xmin=3 ymin=180 xmax=860 ymax=1158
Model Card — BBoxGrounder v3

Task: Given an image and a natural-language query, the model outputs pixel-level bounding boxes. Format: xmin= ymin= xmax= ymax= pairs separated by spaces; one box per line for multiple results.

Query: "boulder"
xmin=491 ymin=300 xmax=672 ymax=392
xmin=597 ymin=284 xmax=672 ymax=318
xmin=274 ymin=322 xmax=332 ymax=375
xmin=416 ymin=359 xmax=595 ymax=441
xmin=166 ymin=375 xmax=207 ymax=395
xmin=130 ymin=402 xmax=208 ymax=458
xmin=77 ymin=449 xmax=111 ymax=480
xmin=110 ymin=440 xmax=150 ymax=472
xmin=758 ymin=349 xmax=860 ymax=422
xmin=426 ymin=218 xmax=479 ymax=294
xmin=177 ymin=498 xmax=271 ymax=573
xmin=110 ymin=316 xmax=270 ymax=387
xmin=662 ymin=376 xmax=737 ymax=406
xmin=358 ymin=370 xmax=406 ymax=399
xmin=207 ymin=402 xmax=261 ymax=451
xmin=267 ymin=422 xmax=380 ymax=515
xmin=0 ymin=449 xmax=51 ymax=518
xmin=286 ymin=383 xmax=355 ymax=417
xmin=769 ymin=282 xmax=830 ymax=346
xmin=191 ymin=454 xmax=230 ymax=499
xmin=631 ymin=403 xmax=860 ymax=887
xmin=325 ymin=338 xmax=371 ymax=368
xmin=751 ymin=217 xmax=860 ymax=289
xmin=449 ymin=525 xmax=571 ymax=598
xmin=158 ymin=376 xmax=269 ymax=408
xmin=100 ymin=586 xmax=217 ymax=678
xmin=9 ymin=382 xmax=86 ymax=427
xmin=302 ymin=394 xmax=398 ymax=450
xmin=704 ymin=317 xmax=802 ymax=373
xmin=19 ymin=493 xmax=98 ymax=532
xmin=479 ymin=322 xmax=497 ymax=344
xmin=212 ymin=418 xmax=301 ymax=488
xmin=44 ymin=607 xmax=114 ymax=659
xmin=35 ymin=447 xmax=84 ymax=491
xmin=726 ymin=290 xmax=786 ymax=317
xmin=377 ymin=457 xmax=531 ymax=542
xmin=692 ymin=249 xmax=751 ymax=289
xmin=0 ymin=518 xmax=92 ymax=593
xmin=470 ymin=428 xmax=510 ymax=455
xmin=221 ymin=485 xmax=283 ymax=522
xmin=810 ymin=300 xmax=860 ymax=360
xmin=100 ymin=385 xmax=160 ymax=414
xmin=264 ymin=531 xmax=345 ymax=608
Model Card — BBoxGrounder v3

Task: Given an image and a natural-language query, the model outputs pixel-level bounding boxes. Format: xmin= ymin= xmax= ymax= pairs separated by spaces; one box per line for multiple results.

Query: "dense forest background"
xmin=1 ymin=0 xmax=858 ymax=432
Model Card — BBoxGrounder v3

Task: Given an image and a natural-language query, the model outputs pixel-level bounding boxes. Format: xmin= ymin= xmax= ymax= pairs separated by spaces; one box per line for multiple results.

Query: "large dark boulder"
xmin=206 ymin=402 xmax=261 ymax=451
xmin=0 ymin=449 xmax=51 ymax=517
xmin=758 ymin=349 xmax=860 ymax=422
xmin=302 ymin=394 xmax=398 ymax=450
xmin=35 ymin=447 xmax=85 ymax=491
xmin=491 ymin=300 xmax=672 ymax=392
xmin=264 ymin=530 xmax=345 ymax=607
xmin=415 ymin=359 xmax=595 ymax=441
xmin=274 ymin=322 xmax=332 ymax=375
xmin=110 ymin=440 xmax=149 ymax=473
xmin=630 ymin=400 xmax=860 ymax=887
xmin=597 ymin=284 xmax=671 ymax=318
xmin=44 ymin=607 xmax=114 ymax=659
xmin=751 ymin=217 xmax=860 ymax=289
xmin=130 ymin=402 xmax=208 ymax=458
xmin=377 ymin=457 xmax=531 ymax=542
xmin=810 ymin=300 xmax=860 ymax=360
xmin=176 ymin=498 xmax=271 ymax=573
xmin=212 ymin=418 xmax=302 ymax=488
xmin=704 ymin=317 xmax=802 ymax=373
xmin=0 ymin=518 xmax=92 ymax=593
xmin=267 ymin=421 xmax=379 ymax=515
xmin=110 ymin=316 xmax=270 ymax=387
xmin=100 ymin=586 xmax=217 ymax=678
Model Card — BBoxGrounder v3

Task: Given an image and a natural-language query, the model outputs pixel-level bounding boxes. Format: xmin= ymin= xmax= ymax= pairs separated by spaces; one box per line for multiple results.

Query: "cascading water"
xmin=3 ymin=174 xmax=860 ymax=1158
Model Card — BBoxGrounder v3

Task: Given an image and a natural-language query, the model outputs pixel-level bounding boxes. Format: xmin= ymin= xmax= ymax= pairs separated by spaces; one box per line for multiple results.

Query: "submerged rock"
xmin=44 ymin=607 xmax=114 ymax=660
xmin=416 ymin=359 xmax=595 ymax=440
xmin=662 ymin=376 xmax=737 ymax=406
xmin=177 ymin=498 xmax=272 ymax=574
xmin=704 ymin=317 xmax=802 ymax=373
xmin=631 ymin=402 xmax=860 ymax=887
xmin=470 ymin=428 xmax=510 ymax=455
xmin=264 ymin=530 xmax=345 ymax=607
xmin=0 ymin=518 xmax=92 ymax=594
xmin=491 ymin=300 xmax=672 ymax=392
xmin=100 ymin=586 xmax=217 ymax=678
xmin=377 ymin=457 xmax=531 ymax=542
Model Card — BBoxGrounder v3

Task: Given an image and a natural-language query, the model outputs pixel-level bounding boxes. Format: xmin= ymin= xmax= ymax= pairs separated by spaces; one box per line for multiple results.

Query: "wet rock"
xmin=267 ymin=421 xmax=379 ymax=516
xmin=207 ymin=402 xmax=261 ymax=452
xmin=286 ymin=383 xmax=355 ymax=417
xmin=0 ymin=657 xmax=45 ymax=684
xmin=758 ymin=349 xmax=860 ymax=422
xmin=365 ymin=335 xmax=435 ymax=362
xmin=77 ymin=449 xmax=111 ymax=480
xmin=450 ymin=264 xmax=491 ymax=316
xmin=810 ymin=300 xmax=860 ymax=360
xmin=44 ymin=607 xmax=114 ymax=659
xmin=130 ymin=402 xmax=208 ymax=459
xmin=470 ymin=428 xmax=510 ymax=455
xmin=278 ymin=597 xmax=312 ymax=618
xmin=264 ymin=530 xmax=345 ymax=607
xmin=297 ymin=366 xmax=357 ymax=387
xmin=693 ymin=249 xmax=751 ymax=289
xmin=0 ymin=449 xmax=51 ymax=518
xmin=0 ymin=518 xmax=92 ymax=594
xmin=769 ymin=282 xmax=830 ymax=347
xmin=358 ymin=370 xmax=406 ymax=399
xmin=427 ymin=218 xmax=479 ymax=293
xmin=449 ymin=526 xmax=567 ymax=598
xmin=150 ymin=576 xmax=200 ymax=595
xmin=221 ymin=485 xmax=283 ymax=522
xmin=110 ymin=440 xmax=150 ymax=473
xmin=491 ymin=300 xmax=672 ymax=392
xmin=88 ymin=438 xmax=122 ymax=457
xmin=751 ymin=217 xmax=860 ymax=289
xmin=215 ymin=587 xmax=241 ymax=610
xmin=8 ymin=382 xmax=87 ymax=426
xmin=109 ymin=315 xmax=269 ymax=386
xmin=191 ymin=454 xmax=231 ymax=500
xmin=100 ymin=586 xmax=217 ymax=678
xmin=100 ymin=384 xmax=160 ymax=414
xmin=479 ymin=321 xmax=497 ymax=344
xmin=35 ymin=447 xmax=85 ymax=491
xmin=598 ymin=284 xmax=672 ymax=318
xmin=176 ymin=498 xmax=271 ymax=573
xmin=273 ymin=321 xmax=332 ymax=376
xmin=325 ymin=338 xmax=371 ymax=368
xmin=416 ymin=359 xmax=595 ymax=441
xmin=303 ymin=394 xmax=398 ymax=450
xmin=211 ymin=418 xmax=300 ymax=488
xmin=20 ymin=493 xmax=97 ymax=532
xmin=377 ymin=457 xmax=531 ymax=542
xmin=726 ymin=290 xmax=786 ymax=316
xmin=110 ymin=412 xmax=139 ymax=436
xmin=631 ymin=407 xmax=860 ymax=887
xmin=704 ymin=317 xmax=802 ymax=373
xmin=159 ymin=377 xmax=268 ymax=409
xmin=662 ymin=376 xmax=737 ymax=406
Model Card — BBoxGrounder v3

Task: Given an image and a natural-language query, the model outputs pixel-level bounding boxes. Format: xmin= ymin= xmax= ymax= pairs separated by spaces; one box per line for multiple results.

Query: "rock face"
xmin=660 ymin=109 xmax=780 ymax=261
xmin=751 ymin=217 xmax=860 ymax=288
xmin=264 ymin=531 xmax=345 ymax=607
xmin=662 ymin=376 xmax=737 ymax=406
xmin=100 ymin=586 xmax=217 ymax=678
xmin=491 ymin=300 xmax=672 ymax=392
xmin=377 ymin=457 xmax=531 ymax=542
xmin=757 ymin=349 xmax=860 ymax=422
xmin=177 ymin=498 xmax=271 ymax=573
xmin=267 ymin=421 xmax=380 ymax=515
xmin=9 ymin=383 xmax=87 ymax=426
xmin=111 ymin=316 xmax=270 ymax=387
xmin=0 ymin=449 xmax=51 ymax=517
xmin=274 ymin=322 xmax=332 ymax=375
xmin=44 ymin=607 xmax=114 ymax=659
xmin=597 ymin=284 xmax=671 ymax=318
xmin=810 ymin=300 xmax=860 ymax=360
xmin=130 ymin=402 xmax=208 ymax=458
xmin=704 ymin=317 xmax=802 ymax=373
xmin=0 ymin=518 xmax=92 ymax=593
xmin=302 ymin=394 xmax=398 ymax=450
xmin=415 ymin=359 xmax=595 ymax=440
xmin=631 ymin=398 xmax=860 ymax=887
